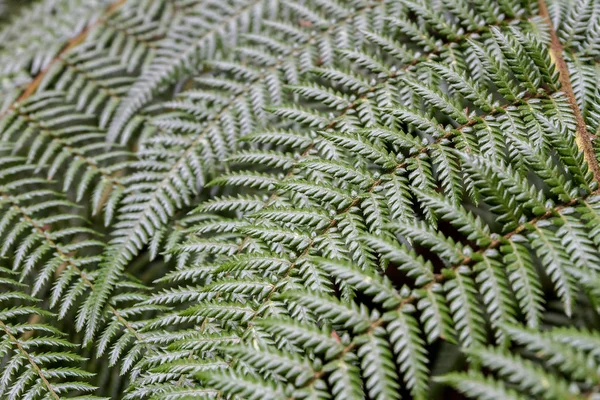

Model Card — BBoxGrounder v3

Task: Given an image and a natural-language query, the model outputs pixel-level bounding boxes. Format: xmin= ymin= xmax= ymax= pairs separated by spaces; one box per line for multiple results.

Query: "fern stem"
xmin=0 ymin=319 xmax=60 ymax=400
xmin=537 ymin=0 xmax=600 ymax=184
xmin=0 ymin=0 xmax=129 ymax=121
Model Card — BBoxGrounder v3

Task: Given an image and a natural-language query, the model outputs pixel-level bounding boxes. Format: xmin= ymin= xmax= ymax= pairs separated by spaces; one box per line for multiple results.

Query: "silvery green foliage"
xmin=0 ymin=0 xmax=115 ymax=113
xmin=1 ymin=0 xmax=600 ymax=399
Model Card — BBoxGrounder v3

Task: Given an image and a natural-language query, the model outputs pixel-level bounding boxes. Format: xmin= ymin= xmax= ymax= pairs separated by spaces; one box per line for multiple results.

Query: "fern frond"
xmin=2 ymin=0 xmax=600 ymax=397
xmin=0 ymin=267 xmax=105 ymax=400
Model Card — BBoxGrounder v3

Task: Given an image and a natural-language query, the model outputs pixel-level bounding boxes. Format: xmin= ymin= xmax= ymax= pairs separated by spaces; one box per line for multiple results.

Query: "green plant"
xmin=1 ymin=0 xmax=600 ymax=398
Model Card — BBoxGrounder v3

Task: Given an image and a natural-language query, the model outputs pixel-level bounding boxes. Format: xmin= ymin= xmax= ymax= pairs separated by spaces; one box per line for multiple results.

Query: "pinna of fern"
xmin=0 ymin=267 xmax=104 ymax=400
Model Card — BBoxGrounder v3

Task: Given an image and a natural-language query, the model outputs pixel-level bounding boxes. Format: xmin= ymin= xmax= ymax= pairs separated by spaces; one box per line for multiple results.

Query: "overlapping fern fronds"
xmin=2 ymin=0 xmax=600 ymax=399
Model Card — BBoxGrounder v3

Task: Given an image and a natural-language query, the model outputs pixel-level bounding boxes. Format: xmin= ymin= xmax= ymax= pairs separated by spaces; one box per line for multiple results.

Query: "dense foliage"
xmin=1 ymin=0 xmax=600 ymax=399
